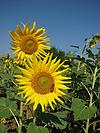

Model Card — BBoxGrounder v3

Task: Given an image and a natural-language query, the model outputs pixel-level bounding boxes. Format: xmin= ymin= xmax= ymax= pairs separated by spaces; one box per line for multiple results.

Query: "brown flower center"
xmin=32 ymin=72 xmax=54 ymax=94
xmin=19 ymin=36 xmax=38 ymax=54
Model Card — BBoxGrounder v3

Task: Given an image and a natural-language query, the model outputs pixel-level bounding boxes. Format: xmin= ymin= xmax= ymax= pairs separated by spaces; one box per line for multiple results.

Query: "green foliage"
xmin=88 ymin=33 xmax=100 ymax=48
xmin=0 ymin=34 xmax=100 ymax=133
xmin=71 ymin=98 xmax=97 ymax=120
xmin=27 ymin=122 xmax=48 ymax=133
xmin=50 ymin=47 xmax=66 ymax=61
xmin=36 ymin=111 xmax=68 ymax=130
xmin=0 ymin=97 xmax=18 ymax=118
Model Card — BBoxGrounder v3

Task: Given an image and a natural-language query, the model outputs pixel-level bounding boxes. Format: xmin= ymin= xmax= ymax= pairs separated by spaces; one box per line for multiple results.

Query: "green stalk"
xmin=85 ymin=67 xmax=97 ymax=133
xmin=85 ymin=93 xmax=93 ymax=133
xmin=18 ymin=94 xmax=23 ymax=133
xmin=91 ymin=67 xmax=97 ymax=90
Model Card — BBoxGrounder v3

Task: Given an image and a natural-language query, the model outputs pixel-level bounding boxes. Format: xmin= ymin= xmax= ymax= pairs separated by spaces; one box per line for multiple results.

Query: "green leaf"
xmin=27 ymin=122 xmax=48 ymax=133
xmin=52 ymin=111 xmax=68 ymax=129
xmin=0 ymin=124 xmax=7 ymax=133
xmin=0 ymin=98 xmax=11 ymax=118
xmin=85 ymin=75 xmax=93 ymax=85
xmin=89 ymin=106 xmax=97 ymax=115
xmin=36 ymin=111 xmax=67 ymax=129
xmin=0 ymin=97 xmax=18 ymax=118
xmin=61 ymin=104 xmax=71 ymax=111
xmin=52 ymin=111 xmax=68 ymax=119
xmin=54 ymin=118 xmax=67 ymax=129
xmin=6 ymin=90 xmax=15 ymax=99
xmin=36 ymin=127 xmax=49 ymax=133
xmin=0 ymin=107 xmax=12 ymax=118
xmin=71 ymin=98 xmax=97 ymax=120
xmin=37 ymin=112 xmax=62 ymax=124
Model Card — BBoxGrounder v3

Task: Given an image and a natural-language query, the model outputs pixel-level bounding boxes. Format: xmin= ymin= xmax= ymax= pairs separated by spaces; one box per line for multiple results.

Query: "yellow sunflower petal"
xmin=10 ymin=32 xmax=20 ymax=40
xmin=52 ymin=69 xmax=68 ymax=76
xmin=49 ymin=59 xmax=61 ymax=73
xmin=49 ymin=100 xmax=54 ymax=110
xmin=33 ymin=94 xmax=40 ymax=110
xmin=30 ymin=21 xmax=36 ymax=34
xmin=35 ymin=28 xmax=45 ymax=36
xmin=55 ymin=96 xmax=64 ymax=104
xmin=56 ymin=84 xmax=70 ymax=90
xmin=17 ymin=66 xmax=32 ymax=77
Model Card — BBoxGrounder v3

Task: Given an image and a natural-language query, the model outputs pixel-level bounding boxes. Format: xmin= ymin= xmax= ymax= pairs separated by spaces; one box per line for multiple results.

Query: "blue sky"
xmin=0 ymin=0 xmax=100 ymax=55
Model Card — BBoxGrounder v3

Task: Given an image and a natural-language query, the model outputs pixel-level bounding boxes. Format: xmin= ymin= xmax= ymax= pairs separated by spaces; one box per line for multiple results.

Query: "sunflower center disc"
xmin=20 ymin=36 xmax=38 ymax=54
xmin=38 ymin=76 xmax=50 ymax=88
xmin=32 ymin=73 xmax=54 ymax=94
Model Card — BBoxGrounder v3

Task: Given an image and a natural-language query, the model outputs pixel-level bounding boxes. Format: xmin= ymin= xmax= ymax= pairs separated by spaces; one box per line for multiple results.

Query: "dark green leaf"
xmin=0 ymin=97 xmax=18 ymax=118
xmin=54 ymin=118 xmax=67 ymax=129
xmin=52 ymin=111 xmax=68 ymax=119
xmin=38 ymin=112 xmax=62 ymax=125
xmin=0 ymin=107 xmax=12 ymax=118
xmin=52 ymin=111 xmax=68 ymax=129
xmin=27 ymin=122 xmax=48 ymax=133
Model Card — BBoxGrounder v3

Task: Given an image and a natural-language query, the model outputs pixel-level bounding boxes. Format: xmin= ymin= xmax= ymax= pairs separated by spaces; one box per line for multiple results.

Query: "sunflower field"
xmin=0 ymin=22 xmax=100 ymax=133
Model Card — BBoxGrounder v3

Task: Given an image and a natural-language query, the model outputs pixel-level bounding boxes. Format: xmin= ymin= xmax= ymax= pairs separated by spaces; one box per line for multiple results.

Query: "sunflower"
xmin=15 ymin=53 xmax=71 ymax=112
xmin=10 ymin=22 xmax=50 ymax=64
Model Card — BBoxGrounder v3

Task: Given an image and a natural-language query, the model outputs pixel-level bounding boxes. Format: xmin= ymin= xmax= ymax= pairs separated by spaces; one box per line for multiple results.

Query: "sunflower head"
xmin=15 ymin=53 xmax=71 ymax=112
xmin=10 ymin=22 xmax=50 ymax=64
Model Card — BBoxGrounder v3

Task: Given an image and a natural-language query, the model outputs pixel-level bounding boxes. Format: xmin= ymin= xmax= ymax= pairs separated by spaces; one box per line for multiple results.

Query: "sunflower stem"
xmin=85 ymin=67 xmax=97 ymax=133
xmin=85 ymin=93 xmax=93 ymax=133
xmin=18 ymin=94 xmax=23 ymax=133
